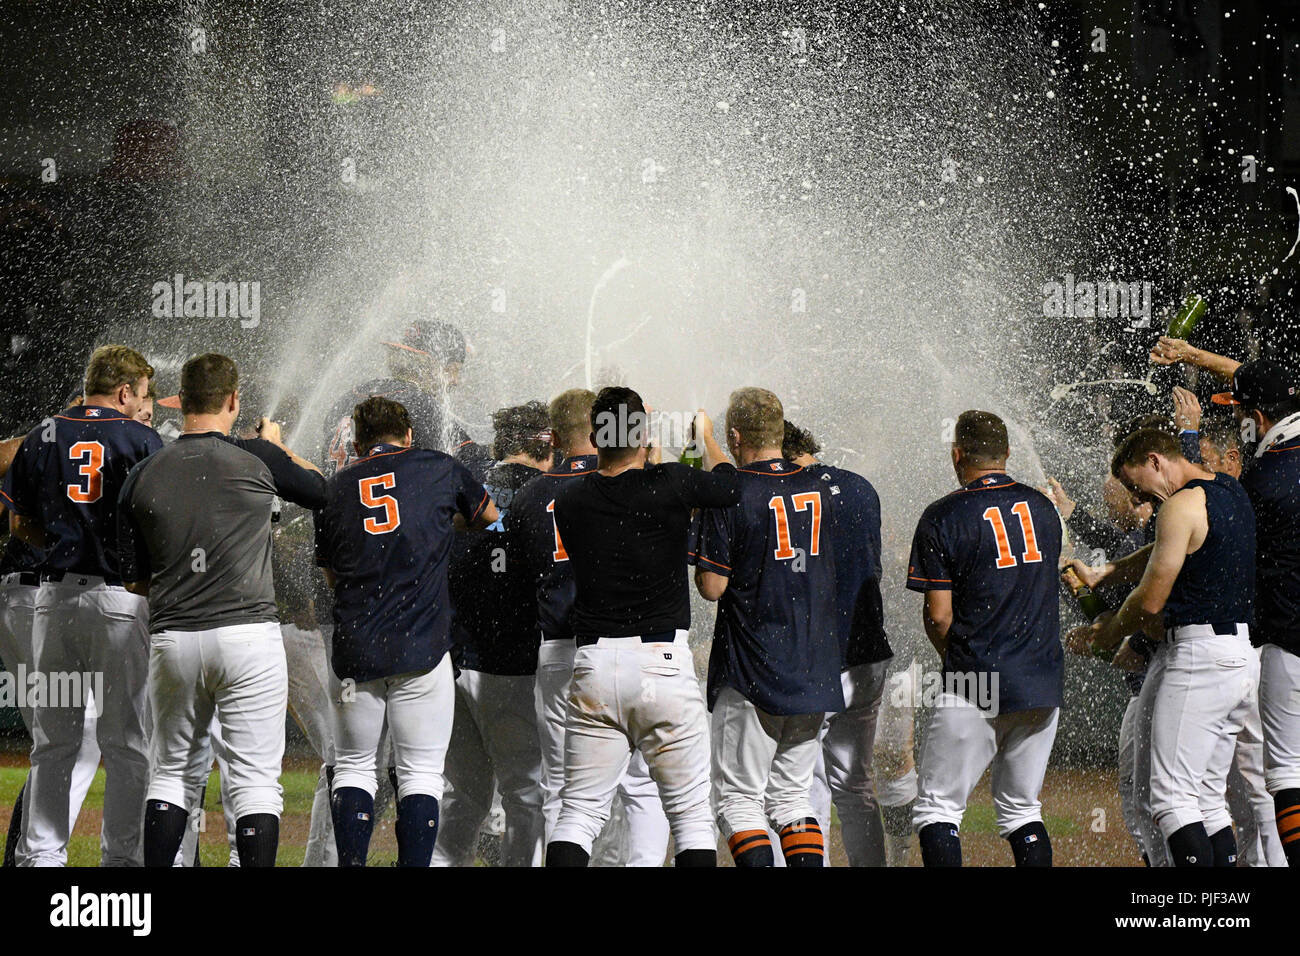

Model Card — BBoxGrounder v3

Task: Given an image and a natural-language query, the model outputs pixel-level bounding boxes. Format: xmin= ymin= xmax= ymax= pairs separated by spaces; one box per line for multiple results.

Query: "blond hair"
xmin=84 ymin=345 xmax=154 ymax=400
xmin=726 ymin=387 xmax=784 ymax=450
xmin=549 ymin=388 xmax=596 ymax=453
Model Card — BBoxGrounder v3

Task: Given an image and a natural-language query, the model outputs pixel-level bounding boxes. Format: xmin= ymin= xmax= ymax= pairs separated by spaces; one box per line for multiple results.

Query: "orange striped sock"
xmin=727 ymin=828 xmax=774 ymax=867
xmin=1275 ymin=790 xmax=1300 ymax=867
xmin=779 ymin=818 xmax=825 ymax=867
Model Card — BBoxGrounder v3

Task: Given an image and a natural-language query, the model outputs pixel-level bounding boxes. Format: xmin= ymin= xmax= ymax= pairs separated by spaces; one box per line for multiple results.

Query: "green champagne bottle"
xmin=679 ymin=420 xmax=703 ymax=468
xmin=1166 ymin=293 xmax=1207 ymax=340
xmin=1062 ymin=567 xmax=1113 ymax=661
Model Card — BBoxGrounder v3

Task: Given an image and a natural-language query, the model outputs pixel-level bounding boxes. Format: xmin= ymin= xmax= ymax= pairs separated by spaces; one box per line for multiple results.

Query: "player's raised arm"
xmin=1149 ymin=337 xmax=1241 ymax=381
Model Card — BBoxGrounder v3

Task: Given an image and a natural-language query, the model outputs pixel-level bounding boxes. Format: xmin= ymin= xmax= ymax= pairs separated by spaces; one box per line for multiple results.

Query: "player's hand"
xmin=1172 ymin=386 xmax=1202 ymax=432
xmin=257 ymin=417 xmax=284 ymax=446
xmin=693 ymin=409 xmax=713 ymax=439
xmin=1149 ymin=336 xmax=1197 ymax=366
xmin=1064 ymin=624 xmax=1098 ymax=656
xmin=1040 ymin=477 xmax=1076 ymax=520
xmin=1064 ymin=557 xmax=1105 ymax=590
xmin=1111 ymin=638 xmax=1146 ymax=673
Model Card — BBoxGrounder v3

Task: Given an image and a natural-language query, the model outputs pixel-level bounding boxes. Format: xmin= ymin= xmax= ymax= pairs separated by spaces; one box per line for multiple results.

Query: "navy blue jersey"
xmin=448 ymin=460 xmax=545 ymax=675
xmin=1242 ymin=435 xmax=1300 ymax=653
xmin=1 ymin=405 xmax=161 ymax=579
xmin=809 ymin=462 xmax=892 ymax=668
xmin=315 ymin=442 xmax=490 ymax=682
xmin=1164 ymin=473 xmax=1255 ymax=627
xmin=907 ymin=473 xmax=1063 ymax=714
xmin=697 ymin=458 xmax=845 ymax=716
xmin=509 ymin=454 xmax=597 ymax=641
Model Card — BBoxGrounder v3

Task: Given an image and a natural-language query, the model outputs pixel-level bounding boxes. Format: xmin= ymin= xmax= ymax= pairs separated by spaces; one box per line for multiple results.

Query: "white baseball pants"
xmin=1117 ymin=693 xmax=1143 ymax=857
xmin=21 ymin=576 xmax=149 ymax=867
xmin=712 ymin=685 xmax=825 ymax=837
xmin=912 ymin=693 xmax=1058 ymax=837
xmin=330 ymin=654 xmax=454 ymax=801
xmin=536 ymin=638 xmax=672 ymax=864
xmin=433 ymin=668 xmax=544 ymax=867
xmin=1260 ymin=642 xmax=1300 ymax=795
xmin=148 ymin=621 xmax=287 ymax=820
xmin=283 ymin=623 xmax=337 ymax=867
xmin=552 ymin=633 xmax=714 ymax=855
xmin=0 ymin=578 xmax=100 ymax=848
xmin=1224 ymin=652 xmax=1283 ymax=866
xmin=1132 ymin=644 xmax=1170 ymax=865
xmin=1149 ymin=627 xmax=1257 ymax=840
xmin=809 ymin=661 xmax=889 ymax=865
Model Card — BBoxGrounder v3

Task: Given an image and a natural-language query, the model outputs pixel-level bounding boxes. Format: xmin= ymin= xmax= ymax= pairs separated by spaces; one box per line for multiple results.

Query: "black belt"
xmin=1 ymin=571 xmax=39 ymax=587
xmin=1165 ymin=621 xmax=1245 ymax=640
xmin=575 ymin=630 xmax=676 ymax=648
xmin=39 ymin=571 xmax=123 ymax=587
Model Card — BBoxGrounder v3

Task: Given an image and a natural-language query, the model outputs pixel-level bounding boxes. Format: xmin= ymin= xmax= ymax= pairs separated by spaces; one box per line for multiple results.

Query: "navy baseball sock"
xmin=330 ymin=787 xmax=374 ymax=867
xmin=235 ymin=813 xmax=280 ymax=868
xmin=545 ymin=841 xmax=591 ymax=866
xmin=1007 ymin=821 xmax=1052 ymax=867
xmin=143 ymin=800 xmax=190 ymax=867
xmin=918 ymin=822 xmax=962 ymax=867
xmin=4 ymin=778 xmax=25 ymax=867
xmin=726 ymin=829 xmax=774 ymax=866
xmin=1165 ymin=822 xmax=1213 ymax=867
xmin=1209 ymin=825 xmax=1238 ymax=867
xmin=395 ymin=793 xmax=440 ymax=867
xmin=779 ymin=818 xmax=825 ymax=867
xmin=674 ymin=848 xmax=716 ymax=867
xmin=1274 ymin=789 xmax=1300 ymax=866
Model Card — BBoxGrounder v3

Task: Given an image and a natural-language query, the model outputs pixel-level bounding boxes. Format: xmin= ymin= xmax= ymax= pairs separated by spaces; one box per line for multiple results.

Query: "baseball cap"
xmin=381 ymin=318 xmax=467 ymax=365
xmin=158 ymin=394 xmax=181 ymax=409
xmin=1211 ymin=359 xmax=1299 ymax=408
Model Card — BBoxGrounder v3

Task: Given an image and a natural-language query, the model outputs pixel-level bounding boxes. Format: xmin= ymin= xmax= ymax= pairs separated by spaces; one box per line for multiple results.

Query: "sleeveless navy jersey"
xmin=321 ymin=377 xmax=481 ymax=476
xmin=1 ymin=405 xmax=161 ymax=579
xmin=809 ymin=462 xmax=892 ymax=668
xmin=1242 ymin=434 xmax=1300 ymax=653
xmin=508 ymin=454 xmax=597 ymax=641
xmin=1164 ymin=473 xmax=1256 ymax=628
xmin=315 ymin=442 xmax=490 ymax=682
xmin=448 ymin=460 xmax=545 ymax=675
xmin=696 ymin=458 xmax=846 ymax=716
xmin=907 ymin=473 xmax=1063 ymax=714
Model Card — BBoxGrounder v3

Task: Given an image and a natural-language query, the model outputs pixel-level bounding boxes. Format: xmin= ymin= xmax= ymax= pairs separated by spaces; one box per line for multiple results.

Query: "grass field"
xmin=0 ymin=751 xmax=1138 ymax=866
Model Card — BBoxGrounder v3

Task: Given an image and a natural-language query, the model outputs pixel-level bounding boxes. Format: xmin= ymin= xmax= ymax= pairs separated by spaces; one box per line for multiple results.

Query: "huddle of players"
xmin=1048 ymin=346 xmax=1300 ymax=868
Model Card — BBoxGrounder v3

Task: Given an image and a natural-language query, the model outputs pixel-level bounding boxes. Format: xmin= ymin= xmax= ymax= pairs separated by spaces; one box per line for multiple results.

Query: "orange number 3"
xmin=982 ymin=501 xmax=1042 ymax=569
xmin=359 ymin=473 xmax=400 ymax=534
xmin=67 ymin=441 xmax=104 ymax=503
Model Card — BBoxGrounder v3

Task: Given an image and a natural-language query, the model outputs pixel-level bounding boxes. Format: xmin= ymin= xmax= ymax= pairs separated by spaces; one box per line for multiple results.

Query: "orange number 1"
xmin=546 ymin=499 xmax=569 ymax=562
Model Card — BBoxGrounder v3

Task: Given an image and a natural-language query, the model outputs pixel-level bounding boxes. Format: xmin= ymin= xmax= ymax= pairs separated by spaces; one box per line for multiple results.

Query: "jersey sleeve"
xmin=670 ymin=461 xmax=741 ymax=509
xmin=694 ymin=504 xmax=734 ymax=577
xmin=453 ymin=460 xmax=490 ymax=523
xmin=242 ymin=438 xmax=328 ymax=509
xmin=906 ymin=511 xmax=952 ymax=592
xmin=313 ymin=498 xmax=335 ymax=570
xmin=1 ymin=431 xmax=41 ymax=517
xmin=116 ymin=461 xmax=152 ymax=583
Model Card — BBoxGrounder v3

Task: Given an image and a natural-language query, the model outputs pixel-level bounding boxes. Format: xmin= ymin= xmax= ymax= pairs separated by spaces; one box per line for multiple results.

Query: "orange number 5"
xmin=67 ymin=441 xmax=104 ymax=503
xmin=359 ymin=473 xmax=400 ymax=534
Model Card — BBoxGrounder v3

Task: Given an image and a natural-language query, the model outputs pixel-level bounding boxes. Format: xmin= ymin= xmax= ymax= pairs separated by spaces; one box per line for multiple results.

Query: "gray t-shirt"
xmin=118 ymin=431 xmax=327 ymax=634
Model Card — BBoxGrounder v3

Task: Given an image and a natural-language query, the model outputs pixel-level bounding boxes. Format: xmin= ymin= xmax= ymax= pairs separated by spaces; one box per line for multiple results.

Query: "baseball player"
xmin=1209 ymin=359 xmax=1300 ymax=866
xmin=782 ymin=421 xmax=893 ymax=866
xmin=692 ymin=391 xmax=843 ymax=867
xmin=546 ymin=387 xmax=737 ymax=867
xmin=510 ymin=388 xmax=674 ymax=865
xmin=322 ymin=317 xmax=488 ymax=476
xmin=3 ymin=345 xmax=162 ymax=867
xmin=434 ymin=401 xmax=551 ymax=867
xmin=1068 ymin=426 xmax=1257 ymax=867
xmin=315 ymin=396 xmax=497 ymax=866
xmin=0 ymin=428 xmax=99 ymax=866
xmin=908 ymin=410 xmax=1063 ymax=867
xmin=118 ymin=352 xmax=327 ymax=867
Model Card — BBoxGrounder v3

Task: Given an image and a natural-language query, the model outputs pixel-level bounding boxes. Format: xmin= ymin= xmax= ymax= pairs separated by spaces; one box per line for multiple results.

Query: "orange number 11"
xmin=982 ymin=501 xmax=1042 ymax=569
